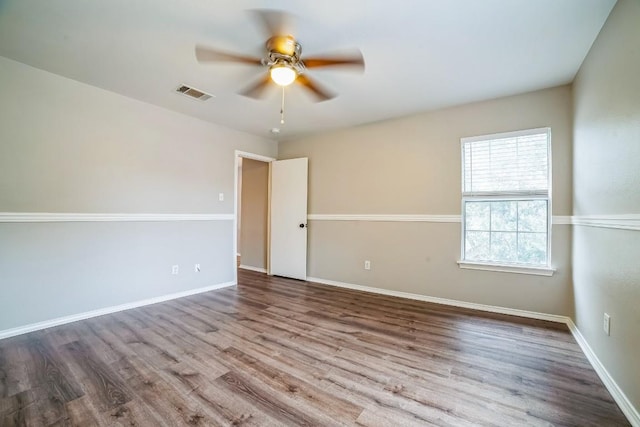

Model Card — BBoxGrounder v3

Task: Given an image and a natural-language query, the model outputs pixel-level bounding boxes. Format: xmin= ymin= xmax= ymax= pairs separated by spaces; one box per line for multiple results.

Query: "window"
xmin=459 ymin=128 xmax=553 ymax=275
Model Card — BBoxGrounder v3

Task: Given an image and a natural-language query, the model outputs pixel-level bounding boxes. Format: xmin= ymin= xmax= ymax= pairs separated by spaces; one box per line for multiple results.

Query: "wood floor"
xmin=0 ymin=270 xmax=630 ymax=426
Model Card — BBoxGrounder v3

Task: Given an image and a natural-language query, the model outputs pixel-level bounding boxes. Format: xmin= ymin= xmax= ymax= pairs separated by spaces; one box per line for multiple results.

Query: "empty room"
xmin=0 ymin=0 xmax=638 ymax=425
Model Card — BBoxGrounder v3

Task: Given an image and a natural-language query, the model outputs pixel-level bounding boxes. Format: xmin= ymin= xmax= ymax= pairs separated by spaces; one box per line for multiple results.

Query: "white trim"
xmin=461 ymin=127 xmax=552 ymax=144
xmin=552 ymin=215 xmax=573 ymax=225
xmin=572 ymin=214 xmax=640 ymax=231
xmin=306 ymin=276 xmax=568 ymax=323
xmin=234 ymin=150 xmax=276 ymax=163
xmin=462 ymin=191 xmax=549 ymax=198
xmin=308 ymin=214 xmax=461 ymax=223
xmin=457 ymin=261 xmax=556 ymax=276
xmin=0 ymin=281 xmax=236 ymax=341
xmin=307 ymin=213 xmax=573 ymax=225
xmin=238 ymin=265 xmax=268 ymax=274
xmin=567 ymin=320 xmax=640 ymax=426
xmin=0 ymin=212 xmax=234 ymax=223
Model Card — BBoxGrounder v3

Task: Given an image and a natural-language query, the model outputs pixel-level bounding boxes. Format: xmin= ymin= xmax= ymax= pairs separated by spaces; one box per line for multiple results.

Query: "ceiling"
xmin=0 ymin=0 xmax=616 ymax=140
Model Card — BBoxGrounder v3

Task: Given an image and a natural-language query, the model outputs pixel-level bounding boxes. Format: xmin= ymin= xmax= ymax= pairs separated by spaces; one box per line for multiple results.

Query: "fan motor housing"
xmin=267 ymin=35 xmax=300 ymax=57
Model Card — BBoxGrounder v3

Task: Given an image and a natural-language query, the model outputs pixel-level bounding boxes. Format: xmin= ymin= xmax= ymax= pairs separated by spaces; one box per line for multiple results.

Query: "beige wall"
xmin=572 ymin=0 xmax=640 ymax=412
xmin=240 ymin=158 xmax=269 ymax=270
xmin=280 ymin=85 xmax=574 ymax=316
xmin=0 ymin=56 xmax=276 ymax=331
xmin=281 ymin=86 xmax=572 ymax=216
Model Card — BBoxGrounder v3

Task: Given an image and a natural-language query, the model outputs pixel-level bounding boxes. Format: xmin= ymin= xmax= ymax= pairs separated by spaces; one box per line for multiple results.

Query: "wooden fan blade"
xmin=303 ymin=51 xmax=365 ymax=70
xmin=250 ymin=9 xmax=295 ymax=38
xmin=195 ymin=45 xmax=262 ymax=65
xmin=296 ymin=74 xmax=335 ymax=102
xmin=240 ymin=73 xmax=273 ymax=99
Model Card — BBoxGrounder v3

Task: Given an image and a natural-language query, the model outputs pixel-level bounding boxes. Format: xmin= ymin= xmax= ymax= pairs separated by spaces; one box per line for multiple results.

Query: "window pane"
xmin=491 ymin=201 xmax=517 ymax=231
xmin=465 ymin=202 xmax=490 ymax=231
xmin=463 ymin=198 xmax=549 ymax=265
xmin=490 ymin=232 xmax=517 ymax=262
xmin=518 ymin=200 xmax=547 ymax=232
xmin=465 ymin=231 xmax=490 ymax=261
xmin=462 ymin=131 xmax=549 ymax=193
xmin=489 ymin=138 xmax=519 ymax=191
xmin=518 ymin=232 xmax=547 ymax=265
xmin=517 ymin=136 xmax=549 ymax=191
xmin=463 ymin=144 xmax=472 ymax=191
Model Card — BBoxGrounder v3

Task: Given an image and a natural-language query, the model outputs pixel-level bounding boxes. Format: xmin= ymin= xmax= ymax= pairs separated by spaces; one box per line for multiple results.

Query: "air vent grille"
xmin=175 ymin=84 xmax=214 ymax=101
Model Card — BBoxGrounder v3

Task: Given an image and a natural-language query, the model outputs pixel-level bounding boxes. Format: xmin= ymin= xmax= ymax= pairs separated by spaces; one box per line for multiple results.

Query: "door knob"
xmin=299 ymin=223 xmax=307 ymax=228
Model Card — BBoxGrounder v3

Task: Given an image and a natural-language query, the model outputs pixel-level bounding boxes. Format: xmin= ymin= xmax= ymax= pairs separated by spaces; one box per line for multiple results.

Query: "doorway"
xmin=233 ymin=151 xmax=309 ymax=283
xmin=234 ymin=151 xmax=274 ymax=283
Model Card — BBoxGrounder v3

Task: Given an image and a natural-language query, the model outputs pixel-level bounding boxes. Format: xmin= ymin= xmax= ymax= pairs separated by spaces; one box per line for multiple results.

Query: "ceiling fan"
xmin=195 ymin=10 xmax=365 ymax=102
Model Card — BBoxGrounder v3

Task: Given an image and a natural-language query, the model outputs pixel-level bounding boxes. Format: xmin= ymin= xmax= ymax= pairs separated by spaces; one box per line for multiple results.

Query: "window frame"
xmin=458 ymin=127 xmax=555 ymax=276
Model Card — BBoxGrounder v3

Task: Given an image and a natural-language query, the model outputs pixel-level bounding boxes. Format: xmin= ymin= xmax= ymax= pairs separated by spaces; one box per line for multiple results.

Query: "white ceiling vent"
xmin=175 ymin=84 xmax=214 ymax=101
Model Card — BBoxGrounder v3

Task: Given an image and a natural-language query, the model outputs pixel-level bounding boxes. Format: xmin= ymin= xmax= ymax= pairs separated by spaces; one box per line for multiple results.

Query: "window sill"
xmin=457 ymin=261 xmax=556 ymax=277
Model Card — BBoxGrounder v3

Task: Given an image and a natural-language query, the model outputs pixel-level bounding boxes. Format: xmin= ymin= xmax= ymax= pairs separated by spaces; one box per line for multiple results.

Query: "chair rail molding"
xmin=0 ymin=212 xmax=234 ymax=222
xmin=308 ymin=214 xmax=575 ymax=225
xmin=571 ymin=214 xmax=640 ymax=231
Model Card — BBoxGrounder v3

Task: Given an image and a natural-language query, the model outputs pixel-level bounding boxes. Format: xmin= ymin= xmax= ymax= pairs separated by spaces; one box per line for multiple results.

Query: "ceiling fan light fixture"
xmin=270 ymin=65 xmax=297 ymax=86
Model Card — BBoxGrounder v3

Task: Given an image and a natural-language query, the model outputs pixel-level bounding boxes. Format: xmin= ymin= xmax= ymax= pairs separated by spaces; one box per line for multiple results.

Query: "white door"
xmin=270 ymin=158 xmax=308 ymax=280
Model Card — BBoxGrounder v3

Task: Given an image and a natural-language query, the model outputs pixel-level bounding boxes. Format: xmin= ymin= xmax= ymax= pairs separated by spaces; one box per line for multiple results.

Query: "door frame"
xmin=233 ymin=150 xmax=276 ymax=284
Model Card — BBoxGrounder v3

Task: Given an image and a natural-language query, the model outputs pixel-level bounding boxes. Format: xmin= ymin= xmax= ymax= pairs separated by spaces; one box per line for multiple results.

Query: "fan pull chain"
xmin=280 ymin=86 xmax=285 ymax=124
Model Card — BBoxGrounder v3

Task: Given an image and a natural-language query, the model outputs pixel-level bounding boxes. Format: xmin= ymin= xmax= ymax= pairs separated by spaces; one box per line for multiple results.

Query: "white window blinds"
xmin=462 ymin=130 xmax=549 ymax=195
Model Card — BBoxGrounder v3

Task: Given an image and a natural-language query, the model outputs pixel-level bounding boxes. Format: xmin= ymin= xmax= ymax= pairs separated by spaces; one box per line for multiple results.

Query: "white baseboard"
xmin=0 ymin=281 xmax=236 ymax=341
xmin=307 ymin=276 xmax=569 ymax=323
xmin=566 ymin=320 xmax=640 ymax=426
xmin=239 ymin=265 xmax=267 ymax=274
xmin=307 ymin=275 xmax=638 ymax=426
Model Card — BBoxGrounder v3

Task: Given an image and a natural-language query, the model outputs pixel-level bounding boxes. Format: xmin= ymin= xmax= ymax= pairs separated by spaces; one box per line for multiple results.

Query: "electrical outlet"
xmin=195 ymin=264 xmax=201 ymax=273
xmin=364 ymin=260 xmax=371 ymax=270
xmin=603 ymin=313 xmax=611 ymax=335
xmin=172 ymin=265 xmax=179 ymax=275
xmin=218 ymin=192 xmax=224 ymax=201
